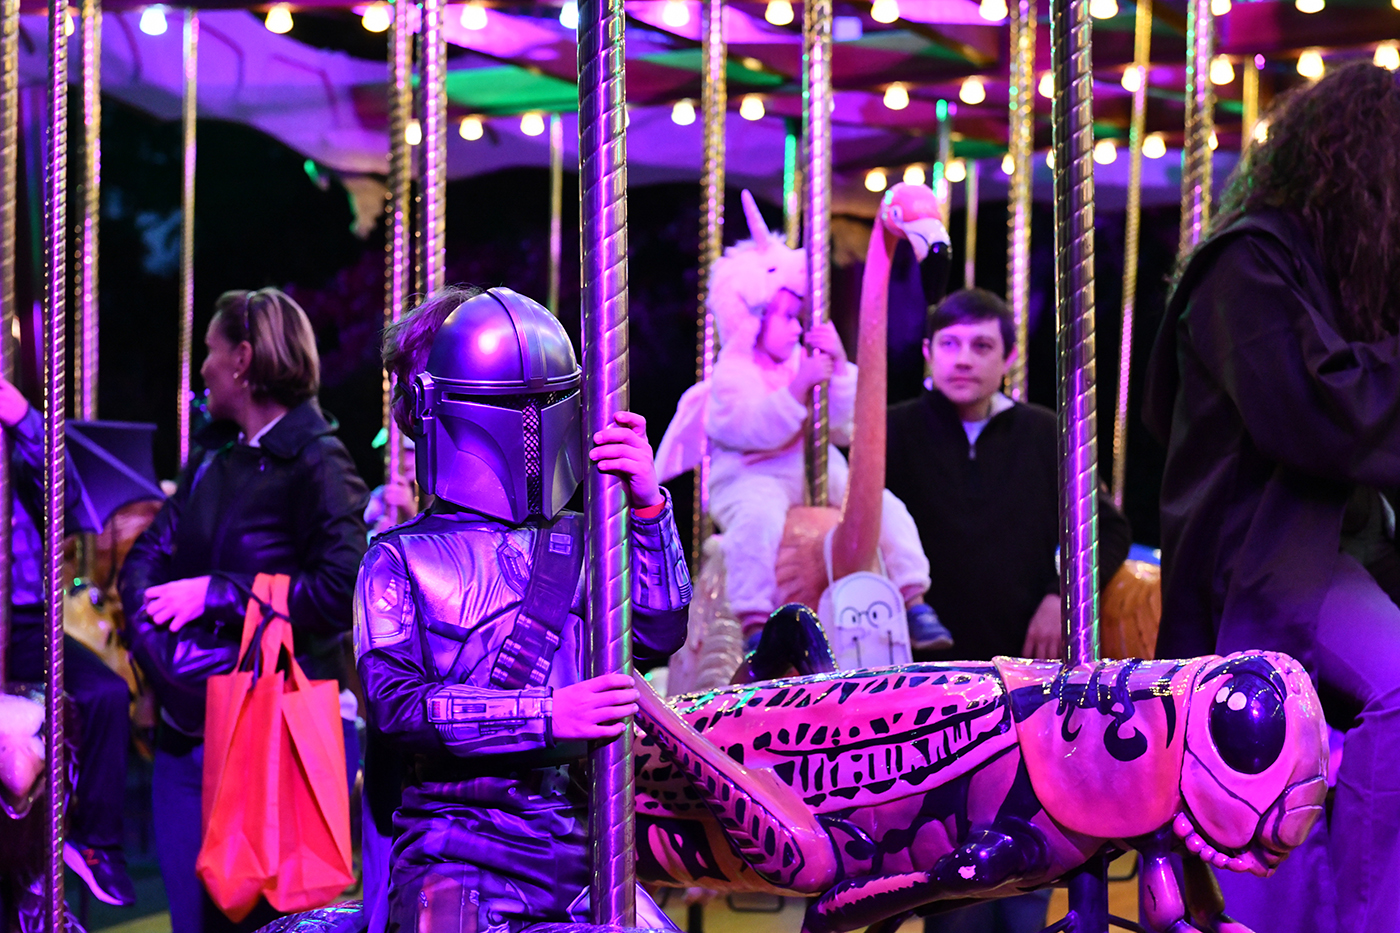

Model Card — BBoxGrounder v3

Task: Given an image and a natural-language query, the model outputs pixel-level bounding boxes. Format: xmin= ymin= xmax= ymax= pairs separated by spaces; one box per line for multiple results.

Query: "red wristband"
xmin=633 ymin=501 xmax=665 ymax=519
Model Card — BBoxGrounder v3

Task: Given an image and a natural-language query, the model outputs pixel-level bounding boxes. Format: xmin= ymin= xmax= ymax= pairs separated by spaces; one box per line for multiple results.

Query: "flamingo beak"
xmin=890 ymin=216 xmax=951 ymax=262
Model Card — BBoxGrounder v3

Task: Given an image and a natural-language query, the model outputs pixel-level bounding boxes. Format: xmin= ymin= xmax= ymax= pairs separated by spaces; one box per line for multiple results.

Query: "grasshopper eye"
xmin=1209 ymin=671 xmax=1286 ymax=775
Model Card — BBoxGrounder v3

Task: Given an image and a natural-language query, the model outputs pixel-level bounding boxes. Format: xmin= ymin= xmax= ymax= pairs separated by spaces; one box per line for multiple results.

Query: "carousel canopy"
xmin=15 ymin=0 xmax=1400 ymax=208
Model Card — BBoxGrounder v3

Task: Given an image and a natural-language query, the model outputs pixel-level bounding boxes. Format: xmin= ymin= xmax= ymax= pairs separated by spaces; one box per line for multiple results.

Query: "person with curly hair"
xmin=1144 ymin=62 xmax=1400 ymax=932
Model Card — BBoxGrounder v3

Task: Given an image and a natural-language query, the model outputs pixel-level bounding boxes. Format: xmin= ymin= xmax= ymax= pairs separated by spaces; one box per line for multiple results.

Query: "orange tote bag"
xmin=196 ymin=573 xmax=354 ymax=921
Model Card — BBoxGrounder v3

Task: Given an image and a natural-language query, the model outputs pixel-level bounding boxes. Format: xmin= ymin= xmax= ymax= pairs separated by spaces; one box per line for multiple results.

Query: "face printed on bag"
xmin=758 ymin=289 xmax=806 ymax=364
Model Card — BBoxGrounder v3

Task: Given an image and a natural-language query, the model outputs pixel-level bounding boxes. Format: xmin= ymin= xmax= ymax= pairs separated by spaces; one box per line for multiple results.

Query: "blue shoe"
xmin=908 ymin=603 xmax=953 ymax=652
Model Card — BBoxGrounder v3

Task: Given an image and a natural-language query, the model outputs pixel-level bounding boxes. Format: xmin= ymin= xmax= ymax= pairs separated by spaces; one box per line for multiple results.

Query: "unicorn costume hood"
xmin=710 ymin=191 xmax=808 ymax=355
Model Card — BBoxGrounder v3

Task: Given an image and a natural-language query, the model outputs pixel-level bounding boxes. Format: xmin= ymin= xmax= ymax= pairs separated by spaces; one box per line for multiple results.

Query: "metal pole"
xmin=578 ymin=0 xmax=634 ymax=921
xmin=1241 ymin=56 xmax=1259 ymax=148
xmin=421 ymin=0 xmax=446 ymax=294
xmin=43 ymin=0 xmax=69 ymax=922
xmin=1111 ymin=0 xmax=1150 ymax=510
xmin=78 ymin=0 xmax=99 ymax=421
xmin=0 ymin=0 xmax=19 ymax=687
xmin=1051 ymin=0 xmax=1098 ymax=669
xmin=963 ymin=161 xmax=978 ymax=288
xmin=782 ymin=118 xmax=800 ymax=249
xmin=384 ymin=0 xmax=412 ymax=487
xmin=177 ymin=10 xmax=196 ymax=467
xmin=692 ymin=0 xmax=724 ymax=567
xmin=1006 ymin=0 xmax=1034 ymax=401
xmin=1180 ymin=0 xmax=1213 ymax=255
xmin=801 ymin=0 xmax=831 ymax=508
xmin=933 ymin=106 xmax=950 ymax=224
xmin=548 ymin=112 xmax=563 ymax=315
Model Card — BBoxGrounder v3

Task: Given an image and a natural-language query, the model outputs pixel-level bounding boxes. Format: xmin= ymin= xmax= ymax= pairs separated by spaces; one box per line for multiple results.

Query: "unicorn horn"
xmin=741 ymin=189 xmax=772 ymax=244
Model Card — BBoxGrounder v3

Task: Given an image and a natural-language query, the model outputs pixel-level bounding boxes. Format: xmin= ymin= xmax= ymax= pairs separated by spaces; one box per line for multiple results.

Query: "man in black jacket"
xmin=886 ymin=289 xmax=1131 ymax=933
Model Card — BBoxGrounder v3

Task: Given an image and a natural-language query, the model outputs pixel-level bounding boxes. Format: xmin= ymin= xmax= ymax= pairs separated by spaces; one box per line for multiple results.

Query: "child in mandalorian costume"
xmin=354 ymin=286 xmax=692 ymax=933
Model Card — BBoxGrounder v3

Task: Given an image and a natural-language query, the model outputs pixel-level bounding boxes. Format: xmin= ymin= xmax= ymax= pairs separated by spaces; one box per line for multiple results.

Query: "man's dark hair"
xmin=924 ymin=288 xmax=1015 ymax=358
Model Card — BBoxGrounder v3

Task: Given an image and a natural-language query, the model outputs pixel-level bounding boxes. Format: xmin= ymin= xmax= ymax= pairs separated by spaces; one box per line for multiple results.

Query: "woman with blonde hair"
xmin=121 ymin=288 xmax=370 ymax=933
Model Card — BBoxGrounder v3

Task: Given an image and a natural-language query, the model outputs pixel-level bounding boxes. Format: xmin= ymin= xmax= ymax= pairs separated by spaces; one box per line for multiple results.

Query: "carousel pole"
xmin=0 ymin=0 xmax=18 ymax=685
xmin=384 ymin=0 xmax=412 ymax=484
xmin=548 ymin=112 xmax=563 ymax=315
xmin=692 ymin=0 xmax=724 ymax=568
xmin=933 ymin=106 xmax=951 ymax=223
xmin=801 ymin=0 xmax=832 ymax=507
xmin=1111 ymin=0 xmax=1150 ymax=510
xmin=78 ymin=0 xmax=99 ymax=421
xmin=1051 ymin=0 xmax=1098 ymax=670
xmin=420 ymin=0 xmax=446 ymax=293
xmin=177 ymin=10 xmax=196 ymax=467
xmin=963 ymin=160 xmax=978 ymax=288
xmin=578 ymin=0 xmax=634 ymax=921
xmin=1006 ymin=0 xmax=1034 ymax=401
xmin=782 ymin=118 xmax=800 ymax=248
xmin=43 ymin=0 xmax=69 ymax=922
xmin=1180 ymin=0 xmax=1213 ymax=255
xmin=1241 ymin=54 xmax=1259 ymax=148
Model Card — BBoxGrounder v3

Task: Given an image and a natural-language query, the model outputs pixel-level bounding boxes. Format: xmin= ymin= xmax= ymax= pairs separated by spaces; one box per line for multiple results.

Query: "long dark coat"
xmin=1144 ymin=209 xmax=1400 ymax=667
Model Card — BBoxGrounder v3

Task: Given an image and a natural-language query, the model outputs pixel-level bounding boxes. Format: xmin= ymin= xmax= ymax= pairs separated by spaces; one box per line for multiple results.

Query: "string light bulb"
xmin=1120 ymin=66 xmax=1142 ymax=93
xmin=1209 ymin=54 xmax=1234 ymax=85
xmin=139 ymin=5 xmax=169 ymax=35
xmin=64 ymin=7 xmax=75 ymax=35
xmin=959 ymin=76 xmax=986 ymax=105
xmin=865 ymin=168 xmax=888 ymax=192
xmin=883 ymin=83 xmax=910 ymax=110
xmin=870 ymin=0 xmax=900 ymax=23
xmin=1253 ymin=120 xmax=1269 ymax=143
xmin=661 ymin=0 xmax=690 ymax=27
xmin=740 ymin=94 xmax=765 ymax=120
xmin=1045 ymin=149 xmax=1055 ymax=170
xmin=1142 ymin=132 xmax=1166 ymax=159
xmin=361 ymin=2 xmax=391 ymax=31
xmin=1089 ymin=0 xmax=1117 ymax=18
xmin=1210 ymin=0 xmax=1230 ymax=12
xmin=520 ymin=112 xmax=545 ymax=136
xmin=405 ymin=119 xmax=422 ymax=146
xmin=1375 ymin=41 xmax=1400 ymax=72
xmin=461 ymin=2 xmax=488 ymax=28
xmin=1296 ymin=49 xmax=1324 ymax=79
xmin=459 ymin=115 xmax=484 ymax=140
xmin=1037 ymin=72 xmax=1053 ymax=99
xmin=944 ymin=159 xmax=966 ymax=183
xmin=1208 ymin=130 xmax=1219 ymax=150
xmin=1093 ymin=139 xmax=1117 ymax=164
xmin=671 ymin=99 xmax=697 ymax=125
xmin=1295 ymin=0 xmax=1323 ymax=11
xmin=559 ymin=0 xmax=578 ymax=29
xmin=1001 ymin=152 xmax=1013 ymax=175
xmin=764 ymin=0 xmax=794 ymax=24
xmin=904 ymin=164 xmax=926 ymax=185
xmin=978 ymin=0 xmax=1008 ymax=19
xmin=264 ymin=3 xmax=293 ymax=33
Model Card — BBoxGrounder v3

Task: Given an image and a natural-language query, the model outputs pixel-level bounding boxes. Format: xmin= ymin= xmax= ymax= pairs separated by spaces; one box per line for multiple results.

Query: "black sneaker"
xmin=908 ymin=603 xmax=954 ymax=652
xmin=64 ymin=843 xmax=136 ymax=907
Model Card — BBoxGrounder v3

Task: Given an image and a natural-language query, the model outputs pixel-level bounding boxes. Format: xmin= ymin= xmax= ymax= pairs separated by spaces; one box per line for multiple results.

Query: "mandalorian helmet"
xmin=412 ymin=287 xmax=583 ymax=522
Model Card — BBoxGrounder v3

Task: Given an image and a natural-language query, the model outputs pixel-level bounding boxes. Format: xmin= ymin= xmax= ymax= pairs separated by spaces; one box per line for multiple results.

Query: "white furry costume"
xmin=657 ymin=192 xmax=930 ymax=618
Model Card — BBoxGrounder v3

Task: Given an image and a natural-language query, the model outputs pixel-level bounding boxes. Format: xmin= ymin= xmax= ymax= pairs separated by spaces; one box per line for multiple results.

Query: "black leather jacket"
xmin=120 ymin=399 xmax=370 ymax=734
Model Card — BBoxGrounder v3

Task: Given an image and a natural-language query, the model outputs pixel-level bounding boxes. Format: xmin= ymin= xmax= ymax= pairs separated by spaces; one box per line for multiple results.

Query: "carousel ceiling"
xmin=14 ymin=0 xmax=1400 ymax=207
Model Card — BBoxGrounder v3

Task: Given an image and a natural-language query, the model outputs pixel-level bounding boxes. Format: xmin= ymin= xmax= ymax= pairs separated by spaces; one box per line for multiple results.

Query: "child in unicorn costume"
xmin=658 ymin=192 xmax=950 ymax=651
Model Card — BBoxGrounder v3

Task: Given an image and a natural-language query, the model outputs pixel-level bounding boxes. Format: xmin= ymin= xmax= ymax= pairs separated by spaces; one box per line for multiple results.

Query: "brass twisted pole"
xmin=1006 ymin=0 xmax=1035 ymax=401
xmin=383 ymin=0 xmax=412 ymax=486
xmin=420 ymin=0 xmax=446 ymax=294
xmin=963 ymin=160 xmax=978 ymax=288
xmin=802 ymin=0 xmax=832 ymax=507
xmin=1111 ymin=0 xmax=1151 ymax=510
xmin=578 ymin=0 xmax=634 ymax=921
xmin=692 ymin=0 xmax=724 ymax=568
xmin=1051 ymin=0 xmax=1099 ymax=668
xmin=43 ymin=0 xmax=69 ymax=922
xmin=177 ymin=11 xmax=196 ymax=466
xmin=1180 ymin=0 xmax=1213 ymax=256
xmin=0 ymin=0 xmax=19 ymax=685
xmin=78 ymin=0 xmax=100 ymax=420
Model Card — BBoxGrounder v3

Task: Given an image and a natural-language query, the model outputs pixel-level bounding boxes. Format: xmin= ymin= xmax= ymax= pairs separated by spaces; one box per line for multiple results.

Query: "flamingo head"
xmin=878 ymin=183 xmax=950 ymax=262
